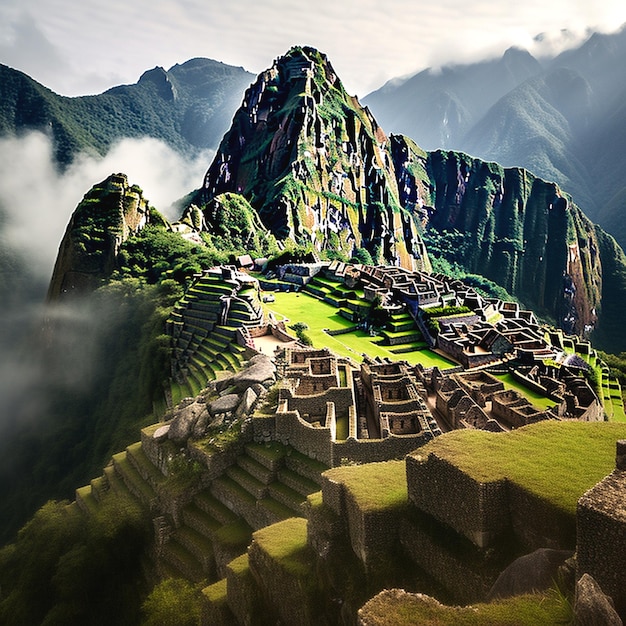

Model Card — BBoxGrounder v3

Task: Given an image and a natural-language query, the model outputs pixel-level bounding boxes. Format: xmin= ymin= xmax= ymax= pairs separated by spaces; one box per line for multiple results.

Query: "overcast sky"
xmin=1 ymin=0 xmax=626 ymax=98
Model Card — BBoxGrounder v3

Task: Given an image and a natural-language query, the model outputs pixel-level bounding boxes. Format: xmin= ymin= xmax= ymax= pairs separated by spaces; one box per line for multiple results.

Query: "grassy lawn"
xmin=414 ymin=421 xmax=626 ymax=514
xmin=263 ymin=290 xmax=455 ymax=369
xmin=324 ymin=460 xmax=407 ymax=512
xmin=494 ymin=373 xmax=556 ymax=411
xmin=252 ymin=517 xmax=312 ymax=577
xmin=361 ymin=588 xmax=571 ymax=626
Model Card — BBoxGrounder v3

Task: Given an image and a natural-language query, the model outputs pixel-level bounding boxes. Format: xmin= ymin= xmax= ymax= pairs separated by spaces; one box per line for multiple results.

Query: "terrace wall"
xmin=577 ymin=445 xmax=626 ymax=616
xmin=406 ymin=452 xmax=510 ymax=548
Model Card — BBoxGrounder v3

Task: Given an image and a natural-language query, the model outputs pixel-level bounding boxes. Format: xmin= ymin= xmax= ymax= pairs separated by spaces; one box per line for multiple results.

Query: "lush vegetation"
xmin=0 ymin=277 xmax=182 ymax=544
xmin=263 ymin=289 xmax=455 ymax=368
xmin=324 ymin=460 xmax=407 ymax=512
xmin=0 ymin=493 xmax=149 ymax=625
xmin=0 ymin=60 xmax=253 ymax=165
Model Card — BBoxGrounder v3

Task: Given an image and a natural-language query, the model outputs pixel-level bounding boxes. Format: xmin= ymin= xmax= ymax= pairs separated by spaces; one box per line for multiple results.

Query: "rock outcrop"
xmin=195 ymin=45 xmax=624 ymax=347
xmin=199 ymin=46 xmax=431 ymax=271
xmin=47 ymin=174 xmax=157 ymax=300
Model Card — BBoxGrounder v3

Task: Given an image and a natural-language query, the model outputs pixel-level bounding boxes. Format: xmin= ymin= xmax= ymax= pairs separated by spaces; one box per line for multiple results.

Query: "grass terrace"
xmin=494 ymin=373 xmax=556 ymax=411
xmin=413 ymin=421 xmax=626 ymax=515
xmin=263 ymin=290 xmax=455 ymax=368
xmin=324 ymin=460 xmax=407 ymax=512
xmin=361 ymin=588 xmax=572 ymax=626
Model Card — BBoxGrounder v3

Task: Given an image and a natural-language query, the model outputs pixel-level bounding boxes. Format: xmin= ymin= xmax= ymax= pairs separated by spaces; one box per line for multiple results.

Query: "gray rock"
xmin=153 ymin=424 xmax=170 ymax=442
xmin=230 ymin=355 xmax=276 ymax=390
xmin=168 ymin=401 xmax=206 ymax=443
xmin=236 ymin=387 xmax=258 ymax=418
xmin=488 ymin=549 xmax=573 ymax=600
xmin=208 ymin=393 xmax=241 ymax=416
xmin=192 ymin=409 xmax=211 ymax=438
xmin=574 ymin=574 xmax=622 ymax=626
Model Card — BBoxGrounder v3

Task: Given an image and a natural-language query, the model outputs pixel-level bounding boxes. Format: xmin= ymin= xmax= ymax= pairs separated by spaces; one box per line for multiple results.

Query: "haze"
xmin=1 ymin=0 xmax=626 ymax=98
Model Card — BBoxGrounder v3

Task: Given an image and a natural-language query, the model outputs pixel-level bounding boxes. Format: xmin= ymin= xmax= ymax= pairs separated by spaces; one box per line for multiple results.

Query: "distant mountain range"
xmin=364 ymin=26 xmax=626 ymax=251
xmin=0 ymin=58 xmax=253 ymax=165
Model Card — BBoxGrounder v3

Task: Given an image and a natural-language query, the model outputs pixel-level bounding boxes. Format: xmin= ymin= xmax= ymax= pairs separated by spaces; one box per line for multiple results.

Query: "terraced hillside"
xmin=72 ymin=429 xmax=327 ymax=589
xmin=166 ymin=270 xmax=264 ymax=405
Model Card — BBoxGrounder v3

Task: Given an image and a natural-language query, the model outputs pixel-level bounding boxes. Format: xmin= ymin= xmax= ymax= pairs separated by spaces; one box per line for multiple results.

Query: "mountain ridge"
xmin=363 ymin=25 xmax=626 ymax=252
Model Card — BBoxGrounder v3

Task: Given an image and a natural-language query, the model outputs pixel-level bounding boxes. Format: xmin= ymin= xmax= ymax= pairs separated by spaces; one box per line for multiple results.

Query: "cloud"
xmin=0 ymin=131 xmax=212 ymax=431
xmin=0 ymin=132 xmax=212 ymax=278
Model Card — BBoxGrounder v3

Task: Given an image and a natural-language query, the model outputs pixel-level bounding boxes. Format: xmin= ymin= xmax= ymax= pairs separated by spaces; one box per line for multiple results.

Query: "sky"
xmin=1 ymin=0 xmax=626 ymax=98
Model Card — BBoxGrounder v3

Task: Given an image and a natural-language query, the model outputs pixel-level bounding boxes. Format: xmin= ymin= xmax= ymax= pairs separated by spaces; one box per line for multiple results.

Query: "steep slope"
xmin=47 ymin=173 xmax=160 ymax=299
xmin=198 ymin=46 xmax=431 ymax=271
xmin=364 ymin=27 xmax=626 ymax=252
xmin=363 ymin=47 xmax=543 ymax=150
xmin=462 ymin=68 xmax=595 ymax=213
xmin=391 ymin=137 xmax=602 ymax=337
xmin=0 ymin=58 xmax=254 ymax=164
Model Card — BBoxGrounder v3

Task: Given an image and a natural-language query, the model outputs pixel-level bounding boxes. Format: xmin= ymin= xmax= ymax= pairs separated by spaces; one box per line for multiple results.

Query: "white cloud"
xmin=0 ymin=131 xmax=212 ymax=278
xmin=1 ymin=0 xmax=626 ymax=97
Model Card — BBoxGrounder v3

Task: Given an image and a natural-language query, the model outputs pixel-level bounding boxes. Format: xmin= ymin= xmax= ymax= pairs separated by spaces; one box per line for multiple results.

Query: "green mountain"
xmin=3 ymin=45 xmax=626 ymax=624
xmin=364 ymin=27 xmax=626 ymax=252
xmin=0 ymin=58 xmax=254 ymax=164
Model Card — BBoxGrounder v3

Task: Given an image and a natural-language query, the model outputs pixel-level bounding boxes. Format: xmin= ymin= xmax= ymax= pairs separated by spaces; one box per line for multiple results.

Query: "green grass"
xmin=202 ymin=578 xmax=228 ymax=603
xmin=414 ymin=421 xmax=626 ymax=514
xmin=361 ymin=588 xmax=572 ymax=625
xmin=263 ymin=291 xmax=455 ymax=368
xmin=252 ymin=517 xmax=312 ymax=577
xmin=324 ymin=460 xmax=407 ymax=512
xmin=494 ymin=373 xmax=556 ymax=411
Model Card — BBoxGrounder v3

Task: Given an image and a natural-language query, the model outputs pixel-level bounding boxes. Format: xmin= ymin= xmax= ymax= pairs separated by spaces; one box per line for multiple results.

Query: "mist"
xmin=0 ymin=133 xmax=215 ymax=540
xmin=0 ymin=131 xmax=213 ymax=279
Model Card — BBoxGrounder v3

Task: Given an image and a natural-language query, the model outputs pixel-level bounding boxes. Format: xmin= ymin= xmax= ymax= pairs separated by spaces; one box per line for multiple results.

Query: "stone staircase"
xmin=73 ymin=433 xmax=328 ymax=586
xmin=167 ymin=272 xmax=264 ymax=405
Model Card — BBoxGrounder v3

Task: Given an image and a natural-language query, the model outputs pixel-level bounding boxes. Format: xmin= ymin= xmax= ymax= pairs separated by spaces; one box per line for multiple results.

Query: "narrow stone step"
xmin=194 ymin=490 xmax=239 ymax=526
xmin=183 ymin=502 xmax=222 ymax=538
xmin=244 ymin=442 xmax=286 ymax=472
xmin=226 ymin=465 xmax=268 ymax=500
xmin=160 ymin=538 xmax=205 ymax=583
xmin=257 ymin=496 xmax=298 ymax=525
xmin=104 ymin=464 xmax=135 ymax=500
xmin=277 ymin=467 xmax=320 ymax=497
xmin=267 ymin=482 xmax=307 ymax=515
xmin=76 ymin=484 xmax=99 ymax=516
xmin=284 ymin=449 xmax=328 ymax=485
xmin=126 ymin=441 xmax=164 ymax=489
xmin=90 ymin=476 xmax=107 ymax=502
xmin=237 ymin=454 xmax=275 ymax=485
xmin=112 ymin=452 xmax=157 ymax=509
xmin=173 ymin=526 xmax=215 ymax=575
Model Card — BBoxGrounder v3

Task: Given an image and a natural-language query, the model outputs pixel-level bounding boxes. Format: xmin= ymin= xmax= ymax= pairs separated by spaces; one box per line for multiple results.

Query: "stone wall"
xmin=273 ymin=410 xmax=334 ymax=466
xmin=508 ymin=482 xmax=576 ymax=551
xmin=333 ymin=433 xmax=430 ymax=465
xmin=400 ymin=515 xmax=502 ymax=604
xmin=281 ymin=386 xmax=354 ymax=421
xmin=406 ymin=451 xmax=510 ymax=548
xmin=577 ymin=442 xmax=626 ymax=616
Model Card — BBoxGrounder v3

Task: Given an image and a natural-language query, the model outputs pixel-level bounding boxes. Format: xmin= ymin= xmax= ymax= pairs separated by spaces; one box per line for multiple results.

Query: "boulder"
xmin=208 ymin=393 xmax=241 ymax=416
xmin=152 ymin=424 xmax=170 ymax=442
xmin=215 ymin=355 xmax=277 ymax=393
xmin=574 ymin=574 xmax=622 ymax=626
xmin=168 ymin=401 xmax=207 ymax=443
xmin=193 ymin=410 xmax=211 ymax=439
xmin=236 ymin=387 xmax=258 ymax=418
xmin=488 ymin=548 xmax=574 ymax=600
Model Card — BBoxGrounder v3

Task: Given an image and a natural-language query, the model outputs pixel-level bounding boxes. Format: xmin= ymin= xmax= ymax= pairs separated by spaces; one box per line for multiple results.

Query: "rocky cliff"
xmin=47 ymin=174 xmax=158 ymax=299
xmin=199 ymin=46 xmax=431 ymax=271
xmin=390 ymin=138 xmax=602 ymax=335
